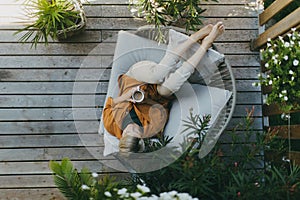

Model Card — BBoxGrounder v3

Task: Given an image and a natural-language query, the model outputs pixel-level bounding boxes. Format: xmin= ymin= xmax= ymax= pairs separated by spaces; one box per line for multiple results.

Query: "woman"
xmin=103 ymin=22 xmax=225 ymax=153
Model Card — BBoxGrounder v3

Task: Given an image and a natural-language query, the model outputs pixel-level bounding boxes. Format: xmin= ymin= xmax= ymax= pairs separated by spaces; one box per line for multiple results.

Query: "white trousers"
xmin=126 ymin=47 xmax=198 ymax=96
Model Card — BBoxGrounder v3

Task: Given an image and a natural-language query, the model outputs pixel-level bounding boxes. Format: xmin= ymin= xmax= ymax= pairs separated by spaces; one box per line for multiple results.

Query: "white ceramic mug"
xmin=132 ymin=86 xmax=144 ymax=103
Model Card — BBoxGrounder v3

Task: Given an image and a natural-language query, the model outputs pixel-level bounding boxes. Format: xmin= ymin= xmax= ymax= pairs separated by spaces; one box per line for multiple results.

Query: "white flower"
xmin=292 ymin=28 xmax=296 ymax=32
xmin=168 ymin=191 xmax=178 ymax=197
xmin=257 ymin=73 xmax=261 ymax=77
xmin=267 ymin=38 xmax=271 ymax=42
xmin=279 ymin=36 xmax=283 ymax=41
xmin=284 ymin=42 xmax=290 ymax=47
xmin=293 ymin=59 xmax=299 ymax=66
xmin=287 ymin=33 xmax=292 ymax=38
xmin=118 ymin=188 xmax=128 ymax=196
xmin=274 ymin=59 xmax=278 ymax=64
xmin=137 ymin=184 xmax=151 ymax=193
xmin=130 ymin=192 xmax=142 ymax=199
xmin=267 ymin=43 xmax=271 ymax=47
xmin=268 ymin=80 xmax=272 ymax=85
xmin=104 ymin=191 xmax=112 ymax=197
xmin=282 ymin=90 xmax=287 ymax=94
xmin=279 ymin=93 xmax=283 ymax=98
xmin=284 ymin=55 xmax=288 ymax=60
xmin=159 ymin=192 xmax=173 ymax=199
xmin=289 ymin=70 xmax=294 ymax=75
xmin=265 ymin=63 xmax=269 ymax=68
xmin=92 ymin=172 xmax=98 ymax=178
xmin=269 ymin=48 xmax=274 ymax=53
xmin=284 ymin=96 xmax=288 ymax=101
xmin=81 ymin=185 xmax=90 ymax=190
xmin=143 ymin=195 xmax=159 ymax=200
xmin=292 ymin=76 xmax=295 ymax=81
xmin=176 ymin=193 xmax=194 ymax=200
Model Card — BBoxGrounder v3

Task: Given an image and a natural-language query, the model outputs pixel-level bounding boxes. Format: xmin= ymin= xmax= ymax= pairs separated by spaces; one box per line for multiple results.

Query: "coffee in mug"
xmin=132 ymin=86 xmax=144 ymax=103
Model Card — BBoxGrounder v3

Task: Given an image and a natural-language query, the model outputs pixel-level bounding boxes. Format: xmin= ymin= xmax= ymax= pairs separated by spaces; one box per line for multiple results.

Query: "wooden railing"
xmin=251 ymin=0 xmax=300 ymax=50
xmin=252 ymin=0 xmax=300 ymax=164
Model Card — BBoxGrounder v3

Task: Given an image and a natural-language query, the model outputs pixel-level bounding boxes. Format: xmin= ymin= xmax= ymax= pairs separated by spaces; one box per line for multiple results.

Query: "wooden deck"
xmin=0 ymin=0 xmax=262 ymax=199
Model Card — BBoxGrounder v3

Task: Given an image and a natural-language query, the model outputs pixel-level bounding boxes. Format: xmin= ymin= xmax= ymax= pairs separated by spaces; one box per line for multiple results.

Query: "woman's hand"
xmin=112 ymin=88 xmax=137 ymax=104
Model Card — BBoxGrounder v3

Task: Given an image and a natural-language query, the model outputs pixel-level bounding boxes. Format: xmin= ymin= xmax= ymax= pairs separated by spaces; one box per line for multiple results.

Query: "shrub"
xmin=50 ymin=109 xmax=300 ymax=199
xmin=130 ymin=108 xmax=300 ymax=199
xmin=128 ymin=0 xmax=218 ymax=41
xmin=15 ymin=0 xmax=84 ymax=48
xmin=255 ymin=28 xmax=300 ymax=112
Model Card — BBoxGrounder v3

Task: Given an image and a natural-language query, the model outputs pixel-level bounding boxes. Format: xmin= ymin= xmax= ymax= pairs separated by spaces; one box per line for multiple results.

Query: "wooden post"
xmin=251 ymin=0 xmax=300 ymax=50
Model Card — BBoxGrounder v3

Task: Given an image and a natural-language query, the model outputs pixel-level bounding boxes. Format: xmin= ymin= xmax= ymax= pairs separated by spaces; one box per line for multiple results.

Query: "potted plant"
xmin=128 ymin=0 xmax=218 ymax=41
xmin=15 ymin=0 xmax=87 ymax=48
xmin=256 ymin=28 xmax=300 ymax=113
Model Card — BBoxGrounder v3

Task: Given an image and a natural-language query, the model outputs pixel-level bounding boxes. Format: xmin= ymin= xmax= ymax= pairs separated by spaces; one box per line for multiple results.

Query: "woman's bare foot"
xmin=190 ymin=24 xmax=213 ymax=42
xmin=201 ymin=22 xmax=225 ymax=49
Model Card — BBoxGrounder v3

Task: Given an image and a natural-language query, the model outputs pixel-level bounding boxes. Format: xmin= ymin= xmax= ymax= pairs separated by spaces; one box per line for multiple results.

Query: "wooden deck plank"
xmin=0 ymin=189 xmax=65 ymax=200
xmin=1 ymin=30 xmax=103 ymax=42
xmin=0 ymin=134 xmax=103 ymax=148
xmin=0 ymin=69 xmax=110 ymax=81
xmin=0 ymin=173 xmax=128 ymax=188
xmin=0 ymin=95 xmax=105 ymax=108
xmin=0 ymin=43 xmax=115 ymax=55
xmin=0 ymin=108 xmax=101 ymax=121
xmin=1 ymin=29 xmax=258 ymax=42
xmin=0 ymin=121 xmax=99 ymax=134
xmin=86 ymin=4 xmax=258 ymax=18
xmin=0 ymin=42 xmax=256 ymax=55
xmin=0 ymin=67 xmax=258 ymax=81
xmin=227 ymin=118 xmax=263 ymax=130
xmin=1 ymin=1 xmax=260 ymax=17
xmin=1 ymin=17 xmax=258 ymax=30
xmin=0 ymin=55 xmax=259 ymax=69
xmin=0 ymin=161 xmax=115 ymax=175
xmin=101 ymin=29 xmax=258 ymax=43
xmin=0 ymin=80 xmax=257 ymax=95
xmin=1 ymin=0 xmax=258 ymax=5
xmin=0 ymin=92 xmax=261 ymax=108
xmin=0 ymin=82 xmax=109 ymax=94
xmin=86 ymin=18 xmax=258 ymax=30
xmin=0 ymin=55 xmax=113 ymax=69
xmin=0 ymin=147 xmax=108 ymax=161
xmin=0 ymin=104 xmax=261 ymax=121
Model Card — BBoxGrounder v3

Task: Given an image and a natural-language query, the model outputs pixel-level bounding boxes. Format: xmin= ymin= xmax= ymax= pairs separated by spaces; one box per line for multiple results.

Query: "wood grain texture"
xmin=253 ymin=7 xmax=300 ymax=49
xmin=0 ymin=0 xmax=261 ymax=198
xmin=259 ymin=0 xmax=294 ymax=25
